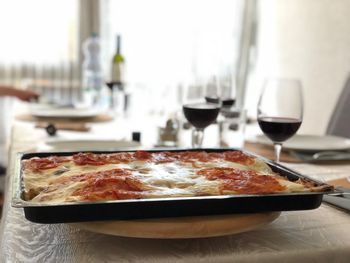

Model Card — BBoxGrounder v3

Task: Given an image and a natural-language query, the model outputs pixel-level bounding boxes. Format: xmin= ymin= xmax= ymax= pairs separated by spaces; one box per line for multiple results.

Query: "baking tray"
xmin=12 ymin=148 xmax=334 ymax=223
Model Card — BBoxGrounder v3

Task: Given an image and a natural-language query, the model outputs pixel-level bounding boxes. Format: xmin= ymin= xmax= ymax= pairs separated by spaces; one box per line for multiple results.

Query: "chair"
xmin=326 ymin=76 xmax=350 ymax=138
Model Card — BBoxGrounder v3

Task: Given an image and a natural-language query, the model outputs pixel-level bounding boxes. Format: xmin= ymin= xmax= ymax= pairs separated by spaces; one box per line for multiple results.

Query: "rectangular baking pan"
xmin=12 ymin=148 xmax=334 ymax=223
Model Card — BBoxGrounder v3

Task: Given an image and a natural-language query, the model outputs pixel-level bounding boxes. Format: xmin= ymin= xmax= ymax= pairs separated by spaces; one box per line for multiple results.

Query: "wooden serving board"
xmin=15 ymin=113 xmax=113 ymax=124
xmin=71 ymin=212 xmax=280 ymax=239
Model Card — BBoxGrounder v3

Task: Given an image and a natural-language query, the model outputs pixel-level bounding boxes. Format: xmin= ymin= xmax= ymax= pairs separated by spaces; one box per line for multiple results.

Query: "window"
xmin=0 ymin=0 xmax=78 ymax=65
xmin=0 ymin=0 xmax=79 ymax=101
xmin=101 ymin=0 xmax=245 ymax=112
xmin=0 ymin=0 xmax=252 ymax=108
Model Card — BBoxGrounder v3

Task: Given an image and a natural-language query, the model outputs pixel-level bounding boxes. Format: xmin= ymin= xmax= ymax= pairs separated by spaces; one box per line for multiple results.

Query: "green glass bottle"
xmin=111 ymin=35 xmax=125 ymax=85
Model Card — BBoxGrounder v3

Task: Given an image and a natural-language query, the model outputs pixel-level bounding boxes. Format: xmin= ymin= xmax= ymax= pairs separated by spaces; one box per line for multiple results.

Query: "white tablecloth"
xmin=1 ymin=123 xmax=350 ymax=263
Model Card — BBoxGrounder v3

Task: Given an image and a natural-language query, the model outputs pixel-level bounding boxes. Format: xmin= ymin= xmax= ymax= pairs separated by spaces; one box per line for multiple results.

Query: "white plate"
xmin=39 ymin=139 xmax=140 ymax=151
xmin=255 ymin=134 xmax=350 ymax=152
xmin=30 ymin=104 xmax=101 ymax=118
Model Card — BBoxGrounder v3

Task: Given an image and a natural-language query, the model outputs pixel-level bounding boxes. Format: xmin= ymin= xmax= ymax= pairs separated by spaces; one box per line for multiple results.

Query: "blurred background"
xmin=0 ymin=0 xmax=348 ymax=136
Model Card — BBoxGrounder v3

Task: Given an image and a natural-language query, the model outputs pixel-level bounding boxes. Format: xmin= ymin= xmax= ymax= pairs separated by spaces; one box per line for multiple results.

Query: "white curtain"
xmin=0 ymin=0 xmax=80 ymax=167
xmin=0 ymin=0 xmax=80 ymax=103
xmin=99 ymin=0 xmax=250 ymax=114
xmin=0 ymin=0 xmax=253 ymax=108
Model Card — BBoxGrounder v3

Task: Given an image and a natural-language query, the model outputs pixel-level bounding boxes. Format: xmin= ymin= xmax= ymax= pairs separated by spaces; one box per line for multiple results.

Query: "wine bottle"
xmin=111 ymin=35 xmax=125 ymax=86
xmin=108 ymin=35 xmax=128 ymax=114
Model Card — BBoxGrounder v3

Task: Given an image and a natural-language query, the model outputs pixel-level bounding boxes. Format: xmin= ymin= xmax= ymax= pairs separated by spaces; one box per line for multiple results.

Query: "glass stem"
xmin=274 ymin=143 xmax=282 ymax=162
xmin=218 ymin=120 xmax=224 ymax=147
xmin=192 ymin=128 xmax=204 ymax=148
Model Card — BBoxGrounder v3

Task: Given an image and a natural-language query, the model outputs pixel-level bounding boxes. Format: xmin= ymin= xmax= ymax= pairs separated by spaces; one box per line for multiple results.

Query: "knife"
xmin=313 ymin=151 xmax=350 ymax=161
xmin=323 ymin=187 xmax=350 ymax=212
xmin=290 ymin=151 xmax=350 ymax=162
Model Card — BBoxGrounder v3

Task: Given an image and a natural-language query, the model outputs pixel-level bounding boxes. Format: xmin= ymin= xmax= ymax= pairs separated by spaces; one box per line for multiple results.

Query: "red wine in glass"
xmin=183 ymin=103 xmax=220 ymax=148
xmin=257 ymin=79 xmax=303 ymax=162
xmin=204 ymin=96 xmax=236 ymax=107
xmin=183 ymin=103 xmax=220 ymax=128
xmin=258 ymin=117 xmax=302 ymax=143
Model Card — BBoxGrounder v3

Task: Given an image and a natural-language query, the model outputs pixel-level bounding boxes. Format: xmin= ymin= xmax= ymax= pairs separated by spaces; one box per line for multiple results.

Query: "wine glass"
xmin=257 ymin=79 xmax=303 ymax=162
xmin=183 ymin=102 xmax=220 ymax=148
xmin=204 ymin=76 xmax=236 ymax=107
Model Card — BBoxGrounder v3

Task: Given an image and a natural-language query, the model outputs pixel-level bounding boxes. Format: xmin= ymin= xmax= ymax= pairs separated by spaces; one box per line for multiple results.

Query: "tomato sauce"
xmin=54 ymin=168 xmax=132 ymax=184
xmin=70 ymin=150 xmax=255 ymax=166
xmin=198 ymin=167 xmax=286 ymax=194
xmin=63 ymin=168 xmax=144 ymax=201
xmin=223 ymin=151 xmax=255 ymax=165
xmin=72 ymin=152 xmax=107 ymax=166
xmin=105 ymin=152 xmax=135 ymax=163
xmin=24 ymin=156 xmax=69 ymax=172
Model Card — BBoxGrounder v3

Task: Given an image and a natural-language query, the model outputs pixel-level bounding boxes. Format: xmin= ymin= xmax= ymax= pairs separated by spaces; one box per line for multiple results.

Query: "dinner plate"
xmin=71 ymin=212 xmax=280 ymax=239
xmin=39 ymin=139 xmax=141 ymax=151
xmin=255 ymin=134 xmax=350 ymax=152
xmin=29 ymin=104 xmax=102 ymax=118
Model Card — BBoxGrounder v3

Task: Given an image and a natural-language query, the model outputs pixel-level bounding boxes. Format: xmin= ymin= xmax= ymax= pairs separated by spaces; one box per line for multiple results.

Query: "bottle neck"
xmin=116 ymin=35 xmax=121 ymax=55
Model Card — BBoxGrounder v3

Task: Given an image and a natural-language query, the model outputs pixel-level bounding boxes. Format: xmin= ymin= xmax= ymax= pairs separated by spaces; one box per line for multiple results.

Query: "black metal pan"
xmin=12 ymin=148 xmax=334 ymax=223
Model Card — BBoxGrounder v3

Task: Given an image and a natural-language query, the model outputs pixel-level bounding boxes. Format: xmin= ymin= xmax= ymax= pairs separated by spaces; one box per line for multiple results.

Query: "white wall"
xmin=246 ymin=0 xmax=350 ymax=135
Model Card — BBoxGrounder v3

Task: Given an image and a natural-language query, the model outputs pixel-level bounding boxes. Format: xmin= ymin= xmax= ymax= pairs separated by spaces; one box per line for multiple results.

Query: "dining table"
xmin=1 ymin=118 xmax=350 ymax=263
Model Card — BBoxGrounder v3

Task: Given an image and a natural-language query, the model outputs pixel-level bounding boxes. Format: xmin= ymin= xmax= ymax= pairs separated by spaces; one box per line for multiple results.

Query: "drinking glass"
xmin=204 ymin=75 xmax=236 ymax=108
xmin=257 ymin=79 xmax=303 ymax=162
xmin=183 ymin=102 xmax=220 ymax=148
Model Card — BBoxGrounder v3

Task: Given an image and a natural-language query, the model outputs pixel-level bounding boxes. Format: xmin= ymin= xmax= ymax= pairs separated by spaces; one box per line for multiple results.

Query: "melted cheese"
xmin=21 ymin=151 xmax=316 ymax=204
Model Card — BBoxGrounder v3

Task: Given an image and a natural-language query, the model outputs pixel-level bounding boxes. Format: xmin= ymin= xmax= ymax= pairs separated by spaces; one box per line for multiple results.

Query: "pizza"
xmin=21 ymin=150 xmax=328 ymax=204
